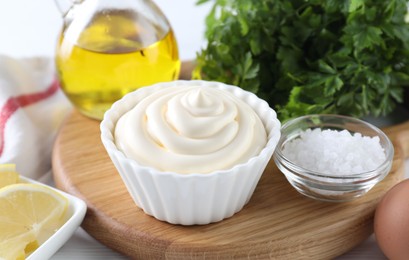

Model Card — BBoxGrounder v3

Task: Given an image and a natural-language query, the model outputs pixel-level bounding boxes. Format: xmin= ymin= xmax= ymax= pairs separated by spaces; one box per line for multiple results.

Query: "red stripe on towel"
xmin=0 ymin=79 xmax=60 ymax=157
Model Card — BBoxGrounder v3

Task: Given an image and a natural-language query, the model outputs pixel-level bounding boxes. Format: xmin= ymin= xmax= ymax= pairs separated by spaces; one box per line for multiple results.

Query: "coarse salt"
xmin=282 ymin=128 xmax=386 ymax=175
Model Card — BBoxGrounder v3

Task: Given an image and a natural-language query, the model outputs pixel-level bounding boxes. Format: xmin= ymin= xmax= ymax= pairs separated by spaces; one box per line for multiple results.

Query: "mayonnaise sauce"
xmin=115 ymin=85 xmax=267 ymax=173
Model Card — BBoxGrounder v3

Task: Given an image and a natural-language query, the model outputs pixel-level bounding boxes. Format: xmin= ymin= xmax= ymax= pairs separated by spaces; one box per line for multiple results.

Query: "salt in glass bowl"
xmin=100 ymin=80 xmax=281 ymax=225
xmin=273 ymin=114 xmax=394 ymax=202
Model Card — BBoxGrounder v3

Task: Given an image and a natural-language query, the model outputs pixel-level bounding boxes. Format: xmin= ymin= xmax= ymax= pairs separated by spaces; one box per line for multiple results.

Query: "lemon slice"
xmin=0 ymin=164 xmax=19 ymax=188
xmin=0 ymin=183 xmax=68 ymax=260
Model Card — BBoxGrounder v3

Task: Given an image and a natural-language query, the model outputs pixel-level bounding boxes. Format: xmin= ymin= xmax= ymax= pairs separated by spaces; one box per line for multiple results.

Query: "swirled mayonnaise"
xmin=115 ymin=85 xmax=267 ymax=173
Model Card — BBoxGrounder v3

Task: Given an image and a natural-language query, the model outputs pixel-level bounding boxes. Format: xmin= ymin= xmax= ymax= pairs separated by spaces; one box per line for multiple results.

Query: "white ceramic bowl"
xmin=100 ymin=80 xmax=281 ymax=225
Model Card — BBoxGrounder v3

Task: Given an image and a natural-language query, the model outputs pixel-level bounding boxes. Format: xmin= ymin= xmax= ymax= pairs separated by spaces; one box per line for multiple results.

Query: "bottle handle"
xmin=54 ymin=0 xmax=83 ymax=17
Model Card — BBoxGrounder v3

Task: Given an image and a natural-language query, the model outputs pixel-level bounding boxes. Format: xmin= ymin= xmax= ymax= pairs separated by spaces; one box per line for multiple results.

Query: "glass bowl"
xmin=273 ymin=114 xmax=394 ymax=202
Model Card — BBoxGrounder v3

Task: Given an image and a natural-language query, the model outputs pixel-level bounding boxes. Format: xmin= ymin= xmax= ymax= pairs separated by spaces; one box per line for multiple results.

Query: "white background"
xmin=0 ymin=0 xmax=210 ymax=61
xmin=0 ymin=0 xmax=405 ymax=259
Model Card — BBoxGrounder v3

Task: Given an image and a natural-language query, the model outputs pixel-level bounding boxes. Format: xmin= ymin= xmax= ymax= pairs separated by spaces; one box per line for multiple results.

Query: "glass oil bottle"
xmin=55 ymin=0 xmax=180 ymax=120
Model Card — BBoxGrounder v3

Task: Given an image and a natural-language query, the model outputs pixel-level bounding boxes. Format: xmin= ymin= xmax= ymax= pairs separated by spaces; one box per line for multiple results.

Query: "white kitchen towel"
xmin=0 ymin=55 xmax=71 ymax=180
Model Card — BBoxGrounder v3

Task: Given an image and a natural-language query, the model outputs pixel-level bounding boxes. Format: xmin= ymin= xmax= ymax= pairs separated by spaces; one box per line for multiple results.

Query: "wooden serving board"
xmin=52 ymin=110 xmax=408 ymax=259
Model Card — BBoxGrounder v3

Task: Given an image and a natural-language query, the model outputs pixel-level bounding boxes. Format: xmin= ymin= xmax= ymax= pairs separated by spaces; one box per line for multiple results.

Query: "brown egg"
xmin=374 ymin=179 xmax=409 ymax=260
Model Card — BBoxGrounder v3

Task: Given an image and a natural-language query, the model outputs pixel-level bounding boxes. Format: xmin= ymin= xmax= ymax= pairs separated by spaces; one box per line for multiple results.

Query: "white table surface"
xmin=1 ymin=1 xmax=408 ymax=259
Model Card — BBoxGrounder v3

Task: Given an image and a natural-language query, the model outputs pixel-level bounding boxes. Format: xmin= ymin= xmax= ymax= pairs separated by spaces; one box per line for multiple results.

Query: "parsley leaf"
xmin=195 ymin=0 xmax=409 ymax=121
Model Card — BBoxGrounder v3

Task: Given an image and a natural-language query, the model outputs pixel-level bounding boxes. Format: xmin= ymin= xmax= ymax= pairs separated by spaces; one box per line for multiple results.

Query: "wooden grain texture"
xmin=52 ymin=111 xmax=407 ymax=259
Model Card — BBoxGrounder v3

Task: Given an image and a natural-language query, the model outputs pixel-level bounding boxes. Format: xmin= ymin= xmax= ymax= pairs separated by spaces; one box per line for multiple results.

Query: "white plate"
xmin=16 ymin=176 xmax=87 ymax=260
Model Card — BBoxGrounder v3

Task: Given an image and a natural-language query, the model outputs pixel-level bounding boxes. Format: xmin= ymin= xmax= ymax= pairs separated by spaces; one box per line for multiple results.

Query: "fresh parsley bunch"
xmin=195 ymin=0 xmax=409 ymax=121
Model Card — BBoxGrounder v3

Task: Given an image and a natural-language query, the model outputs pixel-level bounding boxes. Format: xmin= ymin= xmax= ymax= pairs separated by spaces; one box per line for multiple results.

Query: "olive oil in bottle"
xmin=56 ymin=9 xmax=180 ymax=120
